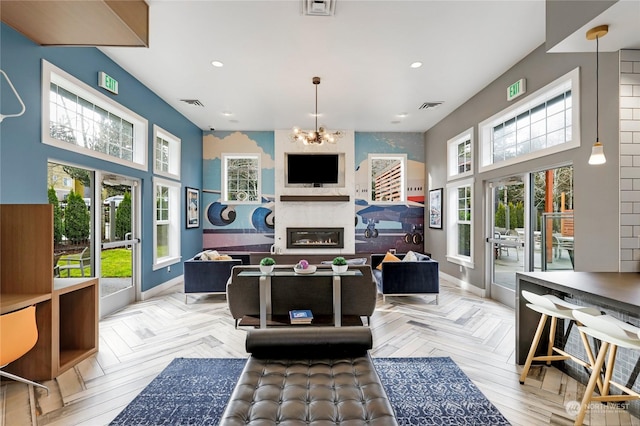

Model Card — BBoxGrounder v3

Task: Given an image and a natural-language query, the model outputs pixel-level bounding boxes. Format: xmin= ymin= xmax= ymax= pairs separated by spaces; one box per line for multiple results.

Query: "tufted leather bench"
xmin=219 ymin=327 xmax=398 ymax=425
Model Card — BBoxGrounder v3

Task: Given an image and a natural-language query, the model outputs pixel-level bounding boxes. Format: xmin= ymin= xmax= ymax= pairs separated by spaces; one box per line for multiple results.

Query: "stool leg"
xmin=578 ymin=328 xmax=604 ymax=394
xmin=547 ymin=316 xmax=558 ymax=365
xmin=520 ymin=313 xmax=548 ymax=384
xmin=601 ymin=344 xmax=617 ymax=397
xmin=575 ymin=341 xmax=610 ymax=426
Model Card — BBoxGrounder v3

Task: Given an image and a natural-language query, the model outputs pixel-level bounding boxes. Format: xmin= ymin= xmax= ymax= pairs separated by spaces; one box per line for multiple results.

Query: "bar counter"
xmin=516 ymin=271 xmax=640 ymax=416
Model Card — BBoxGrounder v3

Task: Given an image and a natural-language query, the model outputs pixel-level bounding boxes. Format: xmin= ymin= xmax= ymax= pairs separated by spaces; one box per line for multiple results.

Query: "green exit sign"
xmin=507 ymin=78 xmax=526 ymax=101
xmin=98 ymin=71 xmax=118 ymax=95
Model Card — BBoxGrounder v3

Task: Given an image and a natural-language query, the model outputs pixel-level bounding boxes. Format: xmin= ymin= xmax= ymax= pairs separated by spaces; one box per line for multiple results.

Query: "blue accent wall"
xmin=0 ymin=24 xmax=203 ymax=292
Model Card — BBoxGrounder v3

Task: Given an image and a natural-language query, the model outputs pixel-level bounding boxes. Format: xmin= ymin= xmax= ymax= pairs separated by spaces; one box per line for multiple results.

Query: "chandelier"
xmin=290 ymin=76 xmax=343 ymax=145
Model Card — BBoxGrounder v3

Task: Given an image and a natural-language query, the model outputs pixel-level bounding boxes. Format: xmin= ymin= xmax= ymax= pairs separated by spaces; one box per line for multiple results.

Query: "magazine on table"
xmin=289 ymin=309 xmax=313 ymax=324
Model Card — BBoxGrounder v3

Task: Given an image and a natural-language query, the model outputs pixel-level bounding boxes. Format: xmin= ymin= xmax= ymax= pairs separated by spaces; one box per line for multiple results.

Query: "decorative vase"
xmin=260 ymin=265 xmax=274 ymax=274
xmin=332 ymin=264 xmax=348 ymax=273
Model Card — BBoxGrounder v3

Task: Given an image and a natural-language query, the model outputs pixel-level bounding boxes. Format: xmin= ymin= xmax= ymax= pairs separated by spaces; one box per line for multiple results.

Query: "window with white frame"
xmin=153 ymin=177 xmax=181 ymax=269
xmin=447 ymin=128 xmax=473 ymax=180
xmin=42 ymin=60 xmax=148 ymax=170
xmin=223 ymin=154 xmax=260 ymax=202
xmin=446 ymin=178 xmax=474 ymax=267
xmin=479 ymin=68 xmax=580 ymax=172
xmin=369 ymin=154 xmax=406 ymax=203
xmin=153 ymin=125 xmax=181 ymax=180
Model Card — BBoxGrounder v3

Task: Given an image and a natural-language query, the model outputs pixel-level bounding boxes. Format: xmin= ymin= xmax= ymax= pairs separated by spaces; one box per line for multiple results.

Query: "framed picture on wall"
xmin=429 ymin=188 xmax=443 ymax=229
xmin=186 ymin=187 xmax=199 ymax=228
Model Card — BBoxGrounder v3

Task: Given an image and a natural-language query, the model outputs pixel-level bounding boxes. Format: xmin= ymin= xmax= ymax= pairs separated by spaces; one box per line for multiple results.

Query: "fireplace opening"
xmin=287 ymin=227 xmax=344 ymax=249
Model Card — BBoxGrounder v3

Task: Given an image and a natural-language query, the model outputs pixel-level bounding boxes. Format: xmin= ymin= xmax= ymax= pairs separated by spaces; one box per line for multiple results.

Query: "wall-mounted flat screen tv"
xmin=287 ymin=154 xmax=339 ymax=185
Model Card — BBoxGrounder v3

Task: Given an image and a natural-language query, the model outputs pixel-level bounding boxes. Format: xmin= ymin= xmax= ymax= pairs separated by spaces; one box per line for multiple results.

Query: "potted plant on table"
xmin=259 ymin=257 xmax=275 ymax=274
xmin=331 ymin=256 xmax=348 ymax=273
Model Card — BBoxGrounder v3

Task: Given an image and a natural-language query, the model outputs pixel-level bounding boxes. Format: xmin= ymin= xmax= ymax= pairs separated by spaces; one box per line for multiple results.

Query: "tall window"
xmin=153 ymin=177 xmax=181 ymax=269
xmin=479 ymin=68 xmax=579 ymax=172
xmin=447 ymin=128 xmax=473 ymax=180
xmin=369 ymin=154 xmax=406 ymax=203
xmin=153 ymin=125 xmax=181 ymax=180
xmin=223 ymin=154 xmax=260 ymax=202
xmin=447 ymin=178 xmax=474 ymax=267
xmin=42 ymin=60 xmax=147 ymax=170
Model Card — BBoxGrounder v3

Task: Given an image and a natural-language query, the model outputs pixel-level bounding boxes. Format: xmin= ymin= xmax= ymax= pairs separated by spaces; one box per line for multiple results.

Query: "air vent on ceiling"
xmin=302 ymin=0 xmax=336 ymax=16
xmin=180 ymin=99 xmax=204 ymax=107
xmin=418 ymin=101 xmax=443 ymax=110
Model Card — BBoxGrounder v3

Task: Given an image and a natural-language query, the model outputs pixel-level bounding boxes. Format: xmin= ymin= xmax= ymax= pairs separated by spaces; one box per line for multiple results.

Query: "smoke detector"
xmin=302 ymin=0 xmax=336 ymax=16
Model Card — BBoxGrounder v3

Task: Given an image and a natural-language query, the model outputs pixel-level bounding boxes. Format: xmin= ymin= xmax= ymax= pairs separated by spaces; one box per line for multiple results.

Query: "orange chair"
xmin=0 ymin=306 xmax=49 ymax=393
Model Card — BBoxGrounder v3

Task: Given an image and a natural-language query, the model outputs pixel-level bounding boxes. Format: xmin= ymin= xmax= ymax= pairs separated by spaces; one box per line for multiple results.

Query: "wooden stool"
xmin=519 ymin=290 xmax=601 ymax=385
xmin=571 ymin=311 xmax=640 ymax=426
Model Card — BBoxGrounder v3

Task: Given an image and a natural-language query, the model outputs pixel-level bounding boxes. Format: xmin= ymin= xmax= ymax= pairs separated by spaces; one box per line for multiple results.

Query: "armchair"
xmin=0 ymin=306 xmax=49 ymax=393
xmin=57 ymin=247 xmax=91 ymax=277
xmin=371 ymin=252 xmax=439 ymax=304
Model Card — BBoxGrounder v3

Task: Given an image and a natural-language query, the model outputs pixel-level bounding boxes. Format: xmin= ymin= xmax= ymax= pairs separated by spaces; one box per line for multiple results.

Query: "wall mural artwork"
xmin=354 ymin=133 xmax=425 ymax=254
xmin=201 ymin=131 xmax=426 ymax=254
xmin=202 ymin=131 xmax=275 ymax=252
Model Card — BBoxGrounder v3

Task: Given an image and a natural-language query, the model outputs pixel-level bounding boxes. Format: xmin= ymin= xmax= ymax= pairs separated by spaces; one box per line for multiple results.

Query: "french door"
xmin=485 ymin=165 xmax=574 ymax=308
xmin=98 ymin=172 xmax=140 ymax=317
xmin=486 ymin=175 xmax=530 ymax=308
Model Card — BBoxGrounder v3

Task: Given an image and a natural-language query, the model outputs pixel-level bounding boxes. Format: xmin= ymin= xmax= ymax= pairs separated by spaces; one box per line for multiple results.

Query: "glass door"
xmin=486 ymin=175 xmax=528 ymax=308
xmin=99 ymin=172 xmax=139 ymax=317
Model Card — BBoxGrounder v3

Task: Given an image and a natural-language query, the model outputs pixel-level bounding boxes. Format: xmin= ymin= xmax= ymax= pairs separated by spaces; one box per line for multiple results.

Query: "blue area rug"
xmin=110 ymin=357 xmax=510 ymax=425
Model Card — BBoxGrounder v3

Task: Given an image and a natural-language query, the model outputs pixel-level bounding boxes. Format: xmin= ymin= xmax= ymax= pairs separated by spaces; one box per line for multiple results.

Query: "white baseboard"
xmin=141 ymin=275 xmax=184 ymax=301
xmin=439 ymin=272 xmax=486 ymax=298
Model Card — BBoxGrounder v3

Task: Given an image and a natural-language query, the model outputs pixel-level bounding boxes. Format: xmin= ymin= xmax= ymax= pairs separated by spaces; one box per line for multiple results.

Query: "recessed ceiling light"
xmin=211 ymin=60 xmax=224 ymax=68
xmin=222 ymin=111 xmax=233 ymax=116
xmin=410 ymin=62 xmax=423 ymax=69
xmin=397 ymin=113 xmax=408 ymax=118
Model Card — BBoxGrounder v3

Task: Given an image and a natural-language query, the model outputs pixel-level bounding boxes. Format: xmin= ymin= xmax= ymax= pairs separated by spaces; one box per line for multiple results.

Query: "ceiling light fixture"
xmin=211 ymin=60 xmax=224 ymax=68
xmin=410 ymin=62 xmax=423 ymax=69
xmin=290 ymin=76 xmax=342 ymax=145
xmin=586 ymin=24 xmax=608 ymax=165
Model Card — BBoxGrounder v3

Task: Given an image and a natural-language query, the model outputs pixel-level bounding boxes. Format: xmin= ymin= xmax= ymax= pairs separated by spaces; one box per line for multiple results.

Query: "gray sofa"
xmin=226 ymin=264 xmax=377 ymax=328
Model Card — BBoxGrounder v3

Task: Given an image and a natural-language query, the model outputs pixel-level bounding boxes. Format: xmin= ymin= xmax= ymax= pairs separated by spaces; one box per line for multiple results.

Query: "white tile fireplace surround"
xmin=273 ymin=130 xmax=356 ymax=254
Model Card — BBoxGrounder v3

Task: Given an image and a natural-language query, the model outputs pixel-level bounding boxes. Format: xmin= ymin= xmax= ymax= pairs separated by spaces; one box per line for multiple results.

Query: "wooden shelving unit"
xmin=0 ymin=204 xmax=98 ymax=381
xmin=280 ymin=195 xmax=350 ymax=202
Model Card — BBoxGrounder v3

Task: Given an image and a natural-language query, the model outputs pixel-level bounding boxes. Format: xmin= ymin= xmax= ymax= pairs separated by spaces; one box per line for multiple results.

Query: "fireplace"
xmin=287 ymin=227 xmax=344 ymax=249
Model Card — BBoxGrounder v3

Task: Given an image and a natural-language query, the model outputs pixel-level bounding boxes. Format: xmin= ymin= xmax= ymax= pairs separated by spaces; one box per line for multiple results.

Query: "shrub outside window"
xmin=446 ymin=178 xmax=474 ymax=268
xmin=42 ymin=60 xmax=147 ymax=171
xmin=153 ymin=177 xmax=181 ymax=269
xmin=479 ymin=68 xmax=579 ymax=172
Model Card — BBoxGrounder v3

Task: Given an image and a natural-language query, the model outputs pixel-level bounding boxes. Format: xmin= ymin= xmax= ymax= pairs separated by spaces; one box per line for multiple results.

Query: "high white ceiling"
xmin=102 ymin=1 xmax=550 ymax=133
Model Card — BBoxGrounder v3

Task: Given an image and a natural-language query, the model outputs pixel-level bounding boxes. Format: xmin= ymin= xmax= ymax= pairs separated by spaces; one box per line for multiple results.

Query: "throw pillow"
xmin=376 ymin=252 xmax=401 ymax=270
xmin=402 ymin=250 xmax=418 ymax=262
xmin=202 ymin=250 xmax=220 ymax=260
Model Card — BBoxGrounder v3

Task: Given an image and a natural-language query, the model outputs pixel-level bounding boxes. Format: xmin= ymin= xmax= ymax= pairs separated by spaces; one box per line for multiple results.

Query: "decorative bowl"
xmin=294 ymin=265 xmax=316 ymax=274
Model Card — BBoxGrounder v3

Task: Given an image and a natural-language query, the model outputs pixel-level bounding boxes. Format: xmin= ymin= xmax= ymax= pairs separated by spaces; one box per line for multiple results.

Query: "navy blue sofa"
xmin=183 ymin=252 xmax=250 ymax=302
xmin=370 ymin=253 xmax=439 ymax=304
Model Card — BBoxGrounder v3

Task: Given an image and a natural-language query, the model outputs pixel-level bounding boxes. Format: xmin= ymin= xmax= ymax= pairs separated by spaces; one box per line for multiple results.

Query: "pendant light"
xmin=290 ymin=77 xmax=342 ymax=145
xmin=586 ymin=25 xmax=608 ymax=165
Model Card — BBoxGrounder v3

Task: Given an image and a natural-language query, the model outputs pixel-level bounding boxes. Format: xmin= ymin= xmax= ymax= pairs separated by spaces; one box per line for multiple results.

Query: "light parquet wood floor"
xmin=1 ymin=278 xmax=638 ymax=426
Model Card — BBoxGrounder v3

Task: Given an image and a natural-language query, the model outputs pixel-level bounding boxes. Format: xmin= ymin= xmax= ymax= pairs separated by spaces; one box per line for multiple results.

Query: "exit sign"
xmin=98 ymin=72 xmax=118 ymax=95
xmin=507 ymin=78 xmax=526 ymax=101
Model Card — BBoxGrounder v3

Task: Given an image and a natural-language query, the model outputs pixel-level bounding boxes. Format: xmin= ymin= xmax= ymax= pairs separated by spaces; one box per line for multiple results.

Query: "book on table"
xmin=289 ymin=309 xmax=313 ymax=324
